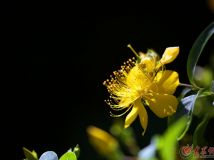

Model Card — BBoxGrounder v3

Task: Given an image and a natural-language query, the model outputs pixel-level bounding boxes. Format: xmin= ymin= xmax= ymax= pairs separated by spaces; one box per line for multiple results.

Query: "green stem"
xmin=179 ymin=83 xmax=201 ymax=90
xmin=179 ymin=83 xmax=193 ymax=88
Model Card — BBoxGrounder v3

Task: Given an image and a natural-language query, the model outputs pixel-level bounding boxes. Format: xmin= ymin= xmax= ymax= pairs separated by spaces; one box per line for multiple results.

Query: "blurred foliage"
xmin=138 ymin=117 xmax=187 ymax=160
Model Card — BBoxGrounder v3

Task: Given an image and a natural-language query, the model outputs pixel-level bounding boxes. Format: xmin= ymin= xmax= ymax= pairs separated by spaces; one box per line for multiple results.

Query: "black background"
xmin=12 ymin=1 xmax=214 ymax=160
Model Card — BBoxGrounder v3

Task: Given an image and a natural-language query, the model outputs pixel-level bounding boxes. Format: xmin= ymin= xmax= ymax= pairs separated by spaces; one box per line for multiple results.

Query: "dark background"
xmin=13 ymin=1 xmax=214 ymax=160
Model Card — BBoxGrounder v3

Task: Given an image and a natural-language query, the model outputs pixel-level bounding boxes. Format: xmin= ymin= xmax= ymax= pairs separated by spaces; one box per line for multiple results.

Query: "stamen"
xmin=127 ymin=44 xmax=141 ymax=61
xmin=110 ymin=106 xmax=132 ymax=117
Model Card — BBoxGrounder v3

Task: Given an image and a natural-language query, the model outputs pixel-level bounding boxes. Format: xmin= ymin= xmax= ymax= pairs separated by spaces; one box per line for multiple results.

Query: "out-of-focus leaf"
xmin=59 ymin=150 xmax=77 ymax=160
xmin=169 ymin=89 xmax=202 ymax=141
xmin=194 ymin=66 xmax=213 ymax=88
xmin=138 ymin=118 xmax=187 ymax=160
xmin=157 ymin=118 xmax=187 ymax=160
xmin=177 ymin=92 xmax=201 ymax=140
xmin=138 ymin=117 xmax=187 ymax=160
xmin=198 ymin=91 xmax=213 ymax=97
xmin=39 ymin=151 xmax=58 ymax=160
xmin=73 ymin=145 xmax=80 ymax=158
xmin=110 ymin=119 xmax=140 ymax=156
xmin=193 ymin=115 xmax=209 ymax=147
xmin=193 ymin=94 xmax=214 ymax=117
xmin=211 ymin=80 xmax=214 ymax=93
xmin=187 ymin=21 xmax=214 ymax=87
xmin=193 ymin=95 xmax=214 ymax=147
xmin=168 ymin=95 xmax=196 ymax=137
xmin=23 ymin=147 xmax=38 ymax=160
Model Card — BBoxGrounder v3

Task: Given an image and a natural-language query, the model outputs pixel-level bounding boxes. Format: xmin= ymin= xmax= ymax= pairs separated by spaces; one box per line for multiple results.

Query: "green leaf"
xmin=193 ymin=115 xmax=209 ymax=147
xmin=138 ymin=118 xmax=186 ymax=160
xmin=73 ymin=144 xmax=80 ymax=158
xmin=169 ymin=89 xmax=204 ymax=140
xmin=110 ymin=119 xmax=140 ymax=156
xmin=193 ymin=94 xmax=214 ymax=147
xmin=59 ymin=150 xmax=77 ymax=160
xmin=168 ymin=94 xmax=197 ymax=138
xmin=157 ymin=118 xmax=187 ymax=160
xmin=194 ymin=66 xmax=214 ymax=88
xmin=193 ymin=93 xmax=214 ymax=117
xmin=187 ymin=21 xmax=214 ymax=87
xmin=177 ymin=91 xmax=202 ymax=140
xmin=23 ymin=147 xmax=38 ymax=160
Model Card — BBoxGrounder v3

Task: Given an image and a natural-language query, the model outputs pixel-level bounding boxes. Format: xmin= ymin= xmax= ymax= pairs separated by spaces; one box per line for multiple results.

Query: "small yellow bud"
xmin=160 ymin=47 xmax=179 ymax=65
xmin=87 ymin=126 xmax=119 ymax=156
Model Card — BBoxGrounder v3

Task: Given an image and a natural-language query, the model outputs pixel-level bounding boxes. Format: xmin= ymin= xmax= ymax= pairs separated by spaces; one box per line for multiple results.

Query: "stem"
xmin=179 ymin=83 xmax=201 ymax=91
xmin=179 ymin=83 xmax=193 ymax=88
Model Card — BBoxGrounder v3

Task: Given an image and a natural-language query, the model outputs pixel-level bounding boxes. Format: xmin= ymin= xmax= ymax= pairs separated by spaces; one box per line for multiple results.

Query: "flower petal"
xmin=124 ymin=105 xmax=138 ymax=128
xmin=126 ymin=65 xmax=152 ymax=89
xmin=147 ymin=93 xmax=178 ymax=118
xmin=155 ymin=70 xmax=179 ymax=94
xmin=141 ymin=57 xmax=156 ymax=73
xmin=160 ymin=47 xmax=179 ymax=65
xmin=137 ymin=100 xmax=148 ymax=135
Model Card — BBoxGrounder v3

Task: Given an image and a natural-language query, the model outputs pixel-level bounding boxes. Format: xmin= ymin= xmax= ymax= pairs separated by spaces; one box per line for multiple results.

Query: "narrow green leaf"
xmin=193 ymin=94 xmax=214 ymax=147
xmin=177 ymin=90 xmax=202 ymax=140
xmin=193 ymin=115 xmax=209 ymax=147
xmin=168 ymin=94 xmax=196 ymax=133
xmin=187 ymin=22 xmax=214 ymax=87
xmin=175 ymin=89 xmax=212 ymax=141
xmin=23 ymin=147 xmax=38 ymax=160
xmin=59 ymin=150 xmax=77 ymax=160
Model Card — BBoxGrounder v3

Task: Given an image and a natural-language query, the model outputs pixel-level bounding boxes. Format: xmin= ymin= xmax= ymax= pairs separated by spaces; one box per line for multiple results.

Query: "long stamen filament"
xmin=127 ymin=44 xmax=141 ymax=61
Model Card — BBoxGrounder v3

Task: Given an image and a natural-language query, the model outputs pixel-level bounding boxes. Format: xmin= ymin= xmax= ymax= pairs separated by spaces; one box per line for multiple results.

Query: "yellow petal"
xmin=126 ymin=65 xmax=142 ymax=86
xmin=147 ymin=93 xmax=178 ymax=118
xmin=155 ymin=70 xmax=179 ymax=94
xmin=160 ymin=47 xmax=179 ymax=65
xmin=141 ymin=57 xmax=156 ymax=73
xmin=137 ymin=100 xmax=148 ymax=135
xmin=124 ymin=105 xmax=138 ymax=128
xmin=126 ymin=65 xmax=152 ymax=88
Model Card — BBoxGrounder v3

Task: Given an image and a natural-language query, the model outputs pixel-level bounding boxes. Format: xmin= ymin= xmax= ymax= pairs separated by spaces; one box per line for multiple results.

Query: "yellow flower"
xmin=87 ymin=126 xmax=119 ymax=157
xmin=103 ymin=46 xmax=179 ymax=135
